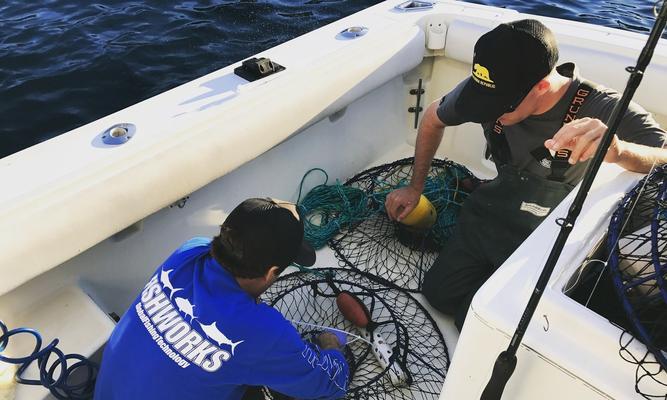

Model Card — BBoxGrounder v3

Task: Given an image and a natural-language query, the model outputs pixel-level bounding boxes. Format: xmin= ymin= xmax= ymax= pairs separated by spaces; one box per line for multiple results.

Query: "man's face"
xmin=496 ymin=84 xmax=541 ymax=126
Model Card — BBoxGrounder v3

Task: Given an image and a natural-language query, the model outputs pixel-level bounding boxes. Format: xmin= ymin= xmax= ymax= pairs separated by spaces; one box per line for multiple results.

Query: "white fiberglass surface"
xmin=0 ymin=138 xmax=459 ymax=400
xmin=0 ymin=77 xmax=463 ymax=400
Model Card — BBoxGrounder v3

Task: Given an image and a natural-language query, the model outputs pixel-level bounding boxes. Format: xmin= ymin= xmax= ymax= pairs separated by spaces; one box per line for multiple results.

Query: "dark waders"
xmin=422 ymin=166 xmax=572 ymax=330
xmin=423 ymin=81 xmax=595 ymax=330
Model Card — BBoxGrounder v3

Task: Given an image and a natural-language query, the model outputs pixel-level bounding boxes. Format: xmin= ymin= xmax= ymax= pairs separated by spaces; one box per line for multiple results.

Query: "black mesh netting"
xmin=261 ymin=268 xmax=449 ymax=399
xmin=329 ymin=157 xmax=480 ymax=292
xmin=618 ymin=330 xmax=667 ymax=399
xmin=608 ymin=165 xmax=667 ymax=398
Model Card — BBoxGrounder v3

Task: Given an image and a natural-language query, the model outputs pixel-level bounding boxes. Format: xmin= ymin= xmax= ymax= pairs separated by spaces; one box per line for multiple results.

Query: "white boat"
xmin=1 ymin=0 xmax=666 ymax=398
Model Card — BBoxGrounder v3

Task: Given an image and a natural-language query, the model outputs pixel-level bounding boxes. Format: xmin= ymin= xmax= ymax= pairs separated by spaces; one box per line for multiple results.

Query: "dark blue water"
xmin=1 ymin=0 xmax=664 ymax=158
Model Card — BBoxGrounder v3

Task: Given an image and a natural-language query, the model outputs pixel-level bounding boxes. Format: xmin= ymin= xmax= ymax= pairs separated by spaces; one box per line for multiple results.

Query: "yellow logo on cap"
xmin=472 ymin=63 xmax=496 ymax=88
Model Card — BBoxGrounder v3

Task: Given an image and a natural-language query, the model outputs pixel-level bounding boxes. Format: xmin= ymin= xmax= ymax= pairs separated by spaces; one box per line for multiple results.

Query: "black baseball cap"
xmin=455 ymin=19 xmax=559 ymax=123
xmin=219 ymin=198 xmax=316 ymax=271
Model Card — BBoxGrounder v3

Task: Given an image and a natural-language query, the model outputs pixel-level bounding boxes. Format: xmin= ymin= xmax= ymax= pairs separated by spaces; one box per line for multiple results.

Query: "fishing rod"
xmin=481 ymin=2 xmax=667 ymax=399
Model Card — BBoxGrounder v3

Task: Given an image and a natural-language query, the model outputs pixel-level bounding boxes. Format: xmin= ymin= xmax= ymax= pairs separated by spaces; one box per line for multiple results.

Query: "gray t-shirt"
xmin=437 ymin=63 xmax=666 ymax=185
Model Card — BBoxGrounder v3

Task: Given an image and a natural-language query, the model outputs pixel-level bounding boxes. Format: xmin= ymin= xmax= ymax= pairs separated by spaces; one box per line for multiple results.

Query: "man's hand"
xmin=385 ymin=99 xmax=446 ymax=220
xmin=385 ymin=186 xmax=421 ymax=221
xmin=544 ymin=117 xmax=624 ymax=164
xmin=316 ymin=332 xmax=344 ymax=351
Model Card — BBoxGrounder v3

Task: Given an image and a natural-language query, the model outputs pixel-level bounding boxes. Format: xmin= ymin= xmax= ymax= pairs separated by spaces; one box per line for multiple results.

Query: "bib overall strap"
xmin=548 ymin=80 xmax=596 ymax=181
xmin=485 ymin=120 xmax=512 ymax=166
xmin=485 ymin=80 xmax=597 ymax=180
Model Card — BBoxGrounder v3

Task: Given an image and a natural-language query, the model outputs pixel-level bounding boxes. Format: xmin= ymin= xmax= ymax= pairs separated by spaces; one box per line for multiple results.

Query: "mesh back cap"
xmin=219 ymin=198 xmax=316 ymax=271
xmin=455 ymin=19 xmax=559 ymax=123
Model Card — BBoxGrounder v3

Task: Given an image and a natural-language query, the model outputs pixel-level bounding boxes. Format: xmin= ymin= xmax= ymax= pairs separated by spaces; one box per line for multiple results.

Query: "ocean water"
xmin=0 ymin=0 xmax=665 ymax=158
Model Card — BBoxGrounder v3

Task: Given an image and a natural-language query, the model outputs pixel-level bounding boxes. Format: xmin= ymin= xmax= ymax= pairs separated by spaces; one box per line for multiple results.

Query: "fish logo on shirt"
xmin=160 ymin=269 xmax=183 ymax=300
xmin=199 ymin=321 xmax=244 ymax=355
xmin=174 ymin=297 xmax=197 ymax=323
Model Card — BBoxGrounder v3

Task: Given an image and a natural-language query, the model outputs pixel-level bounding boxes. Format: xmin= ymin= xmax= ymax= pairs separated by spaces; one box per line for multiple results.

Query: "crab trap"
xmin=261 ymin=268 xmax=449 ymax=399
xmin=299 ymin=157 xmax=480 ymax=291
xmin=608 ymin=165 xmax=667 ymax=399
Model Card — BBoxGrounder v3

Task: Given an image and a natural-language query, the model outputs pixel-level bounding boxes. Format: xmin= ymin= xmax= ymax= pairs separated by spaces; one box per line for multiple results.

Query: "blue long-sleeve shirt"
xmin=95 ymin=237 xmax=349 ymax=399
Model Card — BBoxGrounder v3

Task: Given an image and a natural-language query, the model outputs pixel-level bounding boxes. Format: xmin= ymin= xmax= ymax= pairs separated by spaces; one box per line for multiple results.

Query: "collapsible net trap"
xmin=299 ymin=157 xmax=480 ymax=291
xmin=261 ymin=268 xmax=449 ymax=399
xmin=608 ymin=165 xmax=667 ymax=398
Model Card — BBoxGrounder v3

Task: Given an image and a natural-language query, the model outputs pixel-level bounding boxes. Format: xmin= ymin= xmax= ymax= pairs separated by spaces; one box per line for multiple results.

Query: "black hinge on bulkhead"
xmin=408 ymin=79 xmax=424 ymax=129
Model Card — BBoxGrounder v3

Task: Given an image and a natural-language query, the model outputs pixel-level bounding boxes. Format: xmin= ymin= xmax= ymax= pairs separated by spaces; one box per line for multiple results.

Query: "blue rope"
xmin=297 ymin=169 xmax=370 ymax=249
xmin=0 ymin=320 xmax=97 ymax=399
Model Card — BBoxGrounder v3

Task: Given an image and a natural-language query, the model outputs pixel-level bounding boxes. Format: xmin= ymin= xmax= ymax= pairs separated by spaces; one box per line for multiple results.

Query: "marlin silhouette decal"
xmin=174 ymin=297 xmax=197 ymax=323
xmin=199 ymin=321 xmax=244 ymax=355
xmin=160 ymin=269 xmax=183 ymax=300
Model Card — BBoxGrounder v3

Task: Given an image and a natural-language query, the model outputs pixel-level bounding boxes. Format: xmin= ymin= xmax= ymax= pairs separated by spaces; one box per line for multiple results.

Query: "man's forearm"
xmin=410 ymin=102 xmax=446 ymax=191
xmin=615 ymin=140 xmax=667 ymax=173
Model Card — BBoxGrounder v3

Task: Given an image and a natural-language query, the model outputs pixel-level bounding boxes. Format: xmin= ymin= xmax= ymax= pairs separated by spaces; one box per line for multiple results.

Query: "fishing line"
xmin=287 ymin=266 xmax=408 ymax=381
xmin=290 ymin=262 xmax=427 ymax=394
xmin=288 ymin=320 xmax=372 ymax=346
xmin=583 ymin=159 xmax=660 ymax=308
xmin=562 ymin=258 xmax=606 ymax=295
xmin=262 ymin=267 xmax=449 ymax=399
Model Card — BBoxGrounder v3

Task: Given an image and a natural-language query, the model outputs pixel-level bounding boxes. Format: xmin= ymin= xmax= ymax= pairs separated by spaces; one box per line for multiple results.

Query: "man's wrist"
xmin=613 ymin=139 xmax=628 ymax=164
xmin=409 ymin=181 xmax=424 ymax=193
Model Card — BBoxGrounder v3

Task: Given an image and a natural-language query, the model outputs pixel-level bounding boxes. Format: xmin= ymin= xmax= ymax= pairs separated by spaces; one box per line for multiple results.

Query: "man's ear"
xmin=265 ymin=266 xmax=281 ymax=282
xmin=535 ymin=78 xmax=551 ymax=93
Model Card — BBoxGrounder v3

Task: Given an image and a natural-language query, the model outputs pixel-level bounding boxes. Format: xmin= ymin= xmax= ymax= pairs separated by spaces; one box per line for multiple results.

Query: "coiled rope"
xmin=296 ymin=159 xmax=476 ymax=249
xmin=296 ymin=168 xmax=370 ymax=249
xmin=0 ymin=320 xmax=97 ymax=399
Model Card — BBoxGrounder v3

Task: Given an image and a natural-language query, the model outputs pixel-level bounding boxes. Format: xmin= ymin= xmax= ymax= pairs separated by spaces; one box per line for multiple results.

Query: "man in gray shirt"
xmin=385 ymin=19 xmax=667 ymax=330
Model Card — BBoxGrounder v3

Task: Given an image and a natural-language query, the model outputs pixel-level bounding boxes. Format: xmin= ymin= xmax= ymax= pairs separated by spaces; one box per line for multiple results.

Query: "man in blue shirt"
xmin=95 ymin=198 xmax=349 ymax=399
